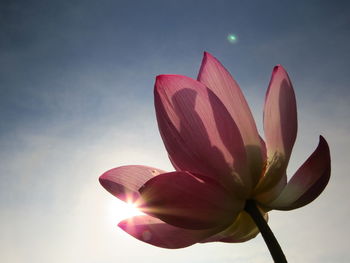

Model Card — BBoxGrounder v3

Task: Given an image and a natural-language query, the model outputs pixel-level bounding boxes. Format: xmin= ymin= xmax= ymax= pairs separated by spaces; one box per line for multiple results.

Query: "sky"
xmin=1 ymin=0 xmax=349 ymax=262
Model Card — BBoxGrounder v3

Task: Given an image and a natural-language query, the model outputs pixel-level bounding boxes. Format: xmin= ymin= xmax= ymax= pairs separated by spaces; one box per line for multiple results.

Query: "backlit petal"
xmin=155 ymin=74 xmax=249 ymax=195
xmin=263 ymin=65 xmax=297 ymax=163
xmin=118 ymin=215 xmax=217 ymax=249
xmin=99 ymin=165 xmax=165 ymax=202
xmin=139 ymin=171 xmax=244 ymax=230
xmin=266 ymin=136 xmax=330 ymax=210
xmin=256 ymin=66 xmax=297 ymax=195
xmin=201 ymin=211 xmax=266 ymax=243
xmin=255 ymin=173 xmax=287 ymax=206
xmin=198 ymin=52 xmax=264 ymax=186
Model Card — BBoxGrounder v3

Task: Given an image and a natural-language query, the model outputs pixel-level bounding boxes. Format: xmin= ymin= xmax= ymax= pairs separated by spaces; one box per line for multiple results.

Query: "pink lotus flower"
xmin=99 ymin=52 xmax=330 ymax=249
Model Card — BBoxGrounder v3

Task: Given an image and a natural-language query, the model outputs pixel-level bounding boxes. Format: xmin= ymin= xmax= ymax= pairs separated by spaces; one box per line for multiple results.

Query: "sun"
xmin=105 ymin=197 xmax=145 ymax=224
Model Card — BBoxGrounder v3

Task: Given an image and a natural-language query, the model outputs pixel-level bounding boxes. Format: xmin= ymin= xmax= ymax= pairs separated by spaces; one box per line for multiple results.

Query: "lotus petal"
xmin=263 ymin=65 xmax=297 ymax=164
xmin=201 ymin=210 xmax=267 ymax=243
xmin=155 ymin=74 xmax=249 ymax=195
xmin=255 ymin=66 xmax=297 ymax=195
xmin=139 ymin=171 xmax=244 ymax=230
xmin=198 ymin=52 xmax=264 ymax=186
xmin=99 ymin=165 xmax=165 ymax=202
xmin=266 ymin=136 xmax=330 ymax=210
xmin=118 ymin=215 xmax=217 ymax=249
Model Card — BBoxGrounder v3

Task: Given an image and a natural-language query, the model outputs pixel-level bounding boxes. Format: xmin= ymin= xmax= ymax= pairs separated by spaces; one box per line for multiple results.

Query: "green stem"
xmin=244 ymin=200 xmax=287 ymax=263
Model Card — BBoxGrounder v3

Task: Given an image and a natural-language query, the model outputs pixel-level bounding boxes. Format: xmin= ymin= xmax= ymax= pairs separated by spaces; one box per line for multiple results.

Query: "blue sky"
xmin=1 ymin=0 xmax=349 ymax=262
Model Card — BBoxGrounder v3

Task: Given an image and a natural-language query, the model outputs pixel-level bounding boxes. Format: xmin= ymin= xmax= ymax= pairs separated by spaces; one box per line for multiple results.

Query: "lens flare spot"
xmin=227 ymin=34 xmax=238 ymax=44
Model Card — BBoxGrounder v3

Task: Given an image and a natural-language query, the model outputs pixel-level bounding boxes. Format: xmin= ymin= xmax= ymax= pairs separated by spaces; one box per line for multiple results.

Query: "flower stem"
xmin=244 ymin=200 xmax=287 ymax=263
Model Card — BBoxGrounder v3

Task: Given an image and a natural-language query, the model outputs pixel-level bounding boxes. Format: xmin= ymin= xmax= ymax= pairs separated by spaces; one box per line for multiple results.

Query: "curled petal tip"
xmin=117 ymin=220 xmax=126 ymax=229
xmin=156 ymin=74 xmax=172 ymax=79
xmin=272 ymin=66 xmax=279 ymax=73
xmin=315 ymin=135 xmax=330 ymax=159
xmin=203 ymin=51 xmax=213 ymax=58
xmin=154 ymin=75 xmax=177 ymax=94
xmin=98 ymin=174 xmax=105 ymax=183
xmin=155 ymin=74 xmax=171 ymax=84
xmin=155 ymin=74 xmax=192 ymax=85
xmin=155 ymin=74 xmax=183 ymax=82
xmin=201 ymin=52 xmax=217 ymax=67
xmin=98 ymin=173 xmax=112 ymax=190
xmin=319 ymin=135 xmax=327 ymax=144
xmin=272 ymin=64 xmax=287 ymax=74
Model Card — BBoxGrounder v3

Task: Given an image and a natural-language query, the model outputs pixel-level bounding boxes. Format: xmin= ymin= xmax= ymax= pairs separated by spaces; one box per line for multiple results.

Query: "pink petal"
xmin=255 ymin=173 xmax=287 ymax=206
xmin=139 ymin=171 xmax=244 ymax=230
xmin=253 ymin=136 xmax=288 ymax=203
xmin=266 ymin=136 xmax=331 ymax=210
xmin=255 ymin=66 xmax=297 ymax=197
xmin=154 ymin=74 xmax=249 ymax=195
xmin=259 ymin=136 xmax=267 ymax=161
xmin=99 ymin=165 xmax=165 ymax=202
xmin=118 ymin=215 xmax=218 ymax=249
xmin=263 ymin=65 xmax=297 ymax=163
xmin=197 ymin=52 xmax=264 ymax=186
xmin=200 ymin=211 xmax=261 ymax=243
